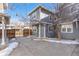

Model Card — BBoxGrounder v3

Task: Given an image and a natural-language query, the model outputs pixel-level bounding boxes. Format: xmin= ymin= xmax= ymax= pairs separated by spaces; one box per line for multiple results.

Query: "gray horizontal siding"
xmin=61 ymin=22 xmax=79 ymax=40
xmin=61 ymin=33 xmax=75 ymax=39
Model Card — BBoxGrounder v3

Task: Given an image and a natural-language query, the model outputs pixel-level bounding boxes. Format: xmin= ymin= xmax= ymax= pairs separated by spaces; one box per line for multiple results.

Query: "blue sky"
xmin=5 ymin=3 xmax=57 ymax=23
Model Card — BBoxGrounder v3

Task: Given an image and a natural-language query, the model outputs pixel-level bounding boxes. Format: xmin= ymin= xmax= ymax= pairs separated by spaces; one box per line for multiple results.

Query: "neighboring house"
xmin=0 ymin=13 xmax=10 ymax=24
xmin=12 ymin=21 xmax=32 ymax=37
xmin=28 ymin=6 xmax=55 ymax=38
xmin=58 ymin=3 xmax=79 ymax=40
xmin=0 ymin=13 xmax=15 ymax=39
xmin=0 ymin=13 xmax=10 ymax=30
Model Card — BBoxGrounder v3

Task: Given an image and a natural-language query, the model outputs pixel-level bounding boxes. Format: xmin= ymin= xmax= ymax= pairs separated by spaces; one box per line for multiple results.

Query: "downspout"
xmin=75 ymin=19 xmax=78 ymax=40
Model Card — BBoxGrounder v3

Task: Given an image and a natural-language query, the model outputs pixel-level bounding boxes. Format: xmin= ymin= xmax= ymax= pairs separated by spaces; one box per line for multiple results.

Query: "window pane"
xmin=67 ymin=28 xmax=71 ymax=32
xmin=62 ymin=28 xmax=66 ymax=32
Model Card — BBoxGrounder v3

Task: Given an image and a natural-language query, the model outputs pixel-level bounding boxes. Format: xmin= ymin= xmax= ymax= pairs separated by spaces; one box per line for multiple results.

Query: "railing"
xmin=0 ymin=24 xmax=15 ymax=29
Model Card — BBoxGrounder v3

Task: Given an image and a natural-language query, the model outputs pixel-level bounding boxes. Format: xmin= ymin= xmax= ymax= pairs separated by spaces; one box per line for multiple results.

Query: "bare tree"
xmin=51 ymin=3 xmax=62 ymax=40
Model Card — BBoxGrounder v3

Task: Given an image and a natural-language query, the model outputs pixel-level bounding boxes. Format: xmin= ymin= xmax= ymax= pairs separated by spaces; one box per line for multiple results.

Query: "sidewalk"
xmin=42 ymin=38 xmax=79 ymax=44
xmin=32 ymin=37 xmax=79 ymax=45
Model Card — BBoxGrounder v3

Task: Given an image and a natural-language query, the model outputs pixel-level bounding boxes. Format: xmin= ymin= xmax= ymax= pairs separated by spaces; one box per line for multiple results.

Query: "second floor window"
xmin=49 ymin=16 xmax=52 ymax=20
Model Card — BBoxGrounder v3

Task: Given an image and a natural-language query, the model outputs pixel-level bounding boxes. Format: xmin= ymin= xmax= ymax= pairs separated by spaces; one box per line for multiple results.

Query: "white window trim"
xmin=61 ymin=24 xmax=73 ymax=33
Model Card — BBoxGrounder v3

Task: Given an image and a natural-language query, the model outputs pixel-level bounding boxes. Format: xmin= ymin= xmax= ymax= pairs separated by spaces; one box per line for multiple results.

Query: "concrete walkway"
xmin=43 ymin=39 xmax=79 ymax=44
xmin=9 ymin=37 xmax=79 ymax=56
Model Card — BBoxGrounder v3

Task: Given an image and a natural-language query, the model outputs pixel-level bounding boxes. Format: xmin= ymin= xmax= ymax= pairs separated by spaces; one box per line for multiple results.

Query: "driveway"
xmin=10 ymin=37 xmax=78 ymax=56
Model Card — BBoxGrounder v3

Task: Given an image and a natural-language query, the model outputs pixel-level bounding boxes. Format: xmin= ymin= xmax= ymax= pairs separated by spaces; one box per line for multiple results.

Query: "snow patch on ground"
xmin=11 ymin=38 xmax=16 ymax=41
xmin=33 ymin=39 xmax=42 ymax=40
xmin=0 ymin=42 xmax=18 ymax=56
xmin=43 ymin=39 xmax=79 ymax=44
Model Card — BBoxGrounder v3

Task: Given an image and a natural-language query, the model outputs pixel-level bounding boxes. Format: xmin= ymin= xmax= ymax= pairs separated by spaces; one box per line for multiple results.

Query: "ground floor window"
xmin=32 ymin=26 xmax=38 ymax=35
xmin=48 ymin=25 xmax=53 ymax=32
xmin=61 ymin=24 xmax=73 ymax=33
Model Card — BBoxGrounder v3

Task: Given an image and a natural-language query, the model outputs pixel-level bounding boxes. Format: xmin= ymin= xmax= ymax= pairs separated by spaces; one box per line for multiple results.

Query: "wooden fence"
xmin=23 ymin=29 xmax=32 ymax=37
xmin=0 ymin=29 xmax=32 ymax=39
xmin=0 ymin=29 xmax=15 ymax=39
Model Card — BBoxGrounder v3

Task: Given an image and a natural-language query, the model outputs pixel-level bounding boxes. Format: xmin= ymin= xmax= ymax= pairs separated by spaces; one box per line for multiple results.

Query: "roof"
xmin=28 ymin=5 xmax=54 ymax=16
xmin=0 ymin=13 xmax=9 ymax=17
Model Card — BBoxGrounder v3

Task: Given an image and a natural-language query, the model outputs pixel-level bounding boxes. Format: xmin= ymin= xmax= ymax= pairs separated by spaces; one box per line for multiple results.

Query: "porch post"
xmin=44 ymin=24 xmax=46 ymax=38
xmin=39 ymin=24 xmax=41 ymax=38
xmin=76 ymin=20 xmax=78 ymax=40
xmin=29 ymin=22 xmax=30 ymax=37
xmin=1 ymin=17 xmax=6 ymax=45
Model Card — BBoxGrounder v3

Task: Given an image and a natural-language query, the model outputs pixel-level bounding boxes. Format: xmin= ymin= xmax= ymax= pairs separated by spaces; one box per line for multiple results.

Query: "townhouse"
xmin=58 ymin=3 xmax=79 ymax=40
xmin=28 ymin=4 xmax=79 ymax=40
xmin=28 ymin=6 xmax=55 ymax=38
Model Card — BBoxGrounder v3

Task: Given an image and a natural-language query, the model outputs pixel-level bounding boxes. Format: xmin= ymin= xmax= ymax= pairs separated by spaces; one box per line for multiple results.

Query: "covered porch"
xmin=31 ymin=22 xmax=54 ymax=38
